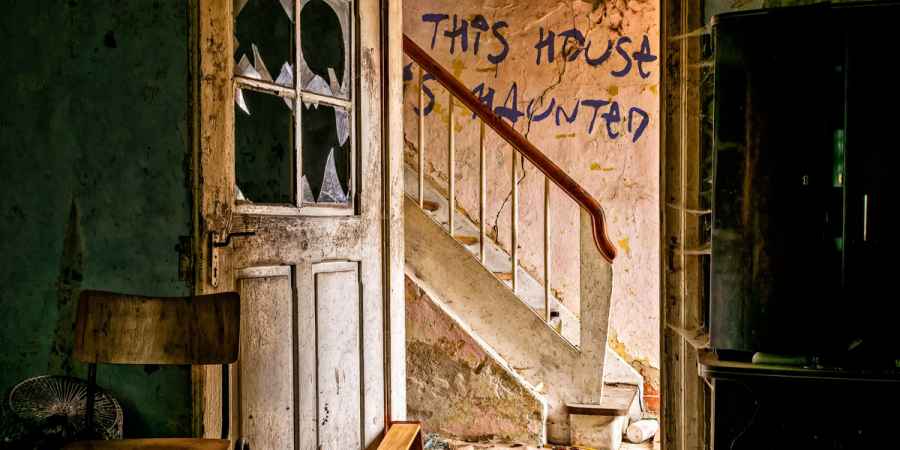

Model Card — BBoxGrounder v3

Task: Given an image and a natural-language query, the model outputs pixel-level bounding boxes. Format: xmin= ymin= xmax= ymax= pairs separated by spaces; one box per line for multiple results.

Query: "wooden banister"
xmin=403 ymin=35 xmax=617 ymax=263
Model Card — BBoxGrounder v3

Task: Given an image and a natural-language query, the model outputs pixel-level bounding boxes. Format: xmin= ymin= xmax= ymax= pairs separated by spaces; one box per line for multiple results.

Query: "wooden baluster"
xmin=448 ymin=94 xmax=455 ymax=237
xmin=417 ymin=66 xmax=425 ymax=208
xmin=511 ymin=152 xmax=518 ymax=293
xmin=479 ymin=121 xmax=487 ymax=263
xmin=544 ymin=176 xmax=551 ymax=322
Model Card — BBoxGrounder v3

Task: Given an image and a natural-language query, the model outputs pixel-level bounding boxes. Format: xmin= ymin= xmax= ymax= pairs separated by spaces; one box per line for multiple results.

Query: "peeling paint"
xmin=0 ymin=0 xmax=193 ymax=437
xmin=590 ymin=162 xmax=616 ymax=172
xmin=405 ymin=278 xmax=544 ymax=444
xmin=618 ymin=237 xmax=631 ymax=255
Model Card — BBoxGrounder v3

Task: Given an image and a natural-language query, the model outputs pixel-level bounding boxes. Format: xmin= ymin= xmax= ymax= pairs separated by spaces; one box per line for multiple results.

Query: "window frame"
xmin=232 ymin=0 xmax=359 ymax=217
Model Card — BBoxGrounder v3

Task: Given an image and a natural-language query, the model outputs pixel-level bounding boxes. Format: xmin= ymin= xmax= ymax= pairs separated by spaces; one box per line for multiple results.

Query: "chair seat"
xmin=63 ymin=438 xmax=230 ymax=450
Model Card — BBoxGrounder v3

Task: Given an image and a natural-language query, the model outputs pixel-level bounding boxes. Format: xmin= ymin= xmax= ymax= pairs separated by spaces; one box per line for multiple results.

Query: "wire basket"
xmin=8 ymin=375 xmax=123 ymax=440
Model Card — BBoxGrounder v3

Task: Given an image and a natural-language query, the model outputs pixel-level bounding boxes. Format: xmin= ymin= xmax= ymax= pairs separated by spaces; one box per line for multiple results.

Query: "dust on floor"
xmin=426 ymin=433 xmax=660 ymax=450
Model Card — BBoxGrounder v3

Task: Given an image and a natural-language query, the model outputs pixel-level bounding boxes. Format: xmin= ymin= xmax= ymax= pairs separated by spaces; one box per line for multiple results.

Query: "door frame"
xmin=659 ymin=0 xmax=712 ymax=449
xmin=188 ymin=0 xmax=406 ymax=440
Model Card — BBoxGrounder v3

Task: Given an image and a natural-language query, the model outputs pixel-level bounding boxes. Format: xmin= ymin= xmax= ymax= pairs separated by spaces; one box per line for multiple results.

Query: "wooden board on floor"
xmin=378 ymin=423 xmax=423 ymax=450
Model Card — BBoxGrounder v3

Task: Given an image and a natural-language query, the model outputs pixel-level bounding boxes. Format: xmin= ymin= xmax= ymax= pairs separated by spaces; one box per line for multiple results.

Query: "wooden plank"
xmin=237 ymin=272 xmax=294 ymax=450
xmin=316 ymin=265 xmax=362 ymax=449
xmin=377 ymin=423 xmax=423 ymax=450
xmin=493 ymin=272 xmax=512 ymax=281
xmin=421 ymin=200 xmax=439 ymax=212
xmin=74 ymin=290 xmax=239 ymax=365
xmin=63 ymin=439 xmax=229 ymax=450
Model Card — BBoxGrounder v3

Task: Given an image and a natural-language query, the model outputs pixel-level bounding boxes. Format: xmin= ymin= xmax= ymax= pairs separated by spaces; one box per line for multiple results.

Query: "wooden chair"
xmin=376 ymin=421 xmax=424 ymax=450
xmin=64 ymin=290 xmax=241 ymax=450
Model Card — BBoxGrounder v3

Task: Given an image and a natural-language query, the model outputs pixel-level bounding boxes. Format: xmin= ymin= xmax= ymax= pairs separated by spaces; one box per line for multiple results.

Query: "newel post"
xmin=575 ymin=209 xmax=614 ymax=404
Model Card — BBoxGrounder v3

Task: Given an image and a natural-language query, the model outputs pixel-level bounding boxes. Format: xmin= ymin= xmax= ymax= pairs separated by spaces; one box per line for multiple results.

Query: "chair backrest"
xmin=74 ymin=290 xmax=240 ymax=365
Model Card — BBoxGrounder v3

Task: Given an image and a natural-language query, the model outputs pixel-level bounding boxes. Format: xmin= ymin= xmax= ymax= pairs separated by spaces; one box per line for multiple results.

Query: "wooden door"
xmin=194 ymin=0 xmax=405 ymax=448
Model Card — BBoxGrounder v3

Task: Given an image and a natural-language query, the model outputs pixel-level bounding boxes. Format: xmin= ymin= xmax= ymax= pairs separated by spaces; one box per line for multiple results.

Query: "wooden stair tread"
xmin=454 ymin=235 xmax=479 ymax=245
xmin=493 ymin=272 xmax=512 ymax=281
xmin=378 ymin=422 xmax=424 ymax=450
xmin=567 ymin=384 xmax=639 ymax=416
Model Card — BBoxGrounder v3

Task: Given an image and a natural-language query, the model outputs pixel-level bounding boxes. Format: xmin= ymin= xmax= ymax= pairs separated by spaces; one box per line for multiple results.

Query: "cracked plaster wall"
xmin=403 ymin=0 xmax=661 ymax=391
xmin=0 ymin=0 xmax=193 ymax=438
xmin=406 ymin=278 xmax=545 ymax=444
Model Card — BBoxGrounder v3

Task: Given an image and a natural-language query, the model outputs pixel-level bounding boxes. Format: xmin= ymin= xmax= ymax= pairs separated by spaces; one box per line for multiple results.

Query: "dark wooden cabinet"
xmin=710 ymin=2 xmax=900 ymax=361
xmin=701 ymin=352 xmax=900 ymax=450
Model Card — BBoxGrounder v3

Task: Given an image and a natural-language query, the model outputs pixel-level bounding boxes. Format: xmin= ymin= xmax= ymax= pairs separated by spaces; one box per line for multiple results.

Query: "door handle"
xmin=212 ymin=231 xmax=257 ymax=248
xmin=863 ymin=194 xmax=869 ymax=242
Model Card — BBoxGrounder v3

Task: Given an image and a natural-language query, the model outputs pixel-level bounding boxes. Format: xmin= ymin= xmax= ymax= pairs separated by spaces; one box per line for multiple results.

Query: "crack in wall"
xmin=488 ymin=6 xmax=575 ymax=245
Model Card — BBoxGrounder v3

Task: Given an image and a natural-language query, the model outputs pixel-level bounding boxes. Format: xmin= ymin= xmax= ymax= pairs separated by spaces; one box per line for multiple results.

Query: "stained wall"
xmin=0 ymin=0 xmax=193 ymax=438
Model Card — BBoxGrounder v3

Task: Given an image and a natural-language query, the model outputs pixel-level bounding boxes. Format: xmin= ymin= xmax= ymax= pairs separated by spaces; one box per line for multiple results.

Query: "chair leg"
xmin=85 ymin=363 xmax=97 ymax=437
xmin=221 ymin=363 xmax=230 ymax=440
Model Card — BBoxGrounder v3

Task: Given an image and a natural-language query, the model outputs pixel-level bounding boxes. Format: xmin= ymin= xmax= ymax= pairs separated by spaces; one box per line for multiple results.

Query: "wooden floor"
xmin=433 ymin=436 xmax=659 ymax=450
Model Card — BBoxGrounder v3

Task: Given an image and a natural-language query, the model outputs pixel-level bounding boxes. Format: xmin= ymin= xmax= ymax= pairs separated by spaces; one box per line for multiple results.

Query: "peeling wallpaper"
xmin=403 ymin=0 xmax=661 ymax=374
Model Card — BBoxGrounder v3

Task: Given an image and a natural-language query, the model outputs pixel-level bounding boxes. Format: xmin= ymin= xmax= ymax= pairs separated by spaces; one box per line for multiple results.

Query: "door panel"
xmin=236 ymin=267 xmax=296 ymax=450
xmin=312 ymin=262 xmax=362 ymax=449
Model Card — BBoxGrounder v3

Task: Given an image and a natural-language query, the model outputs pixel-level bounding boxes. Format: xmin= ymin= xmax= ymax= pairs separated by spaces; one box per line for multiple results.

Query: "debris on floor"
xmin=424 ymin=432 xmax=658 ymax=450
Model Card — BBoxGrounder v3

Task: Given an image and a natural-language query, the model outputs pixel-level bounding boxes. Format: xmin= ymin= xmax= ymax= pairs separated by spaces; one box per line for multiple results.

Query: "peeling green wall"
xmin=0 ymin=0 xmax=193 ymax=438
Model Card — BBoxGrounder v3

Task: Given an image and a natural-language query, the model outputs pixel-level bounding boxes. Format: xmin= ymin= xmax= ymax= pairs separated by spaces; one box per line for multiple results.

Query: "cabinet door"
xmin=711 ymin=9 xmax=845 ymax=353
xmin=844 ymin=4 xmax=900 ymax=359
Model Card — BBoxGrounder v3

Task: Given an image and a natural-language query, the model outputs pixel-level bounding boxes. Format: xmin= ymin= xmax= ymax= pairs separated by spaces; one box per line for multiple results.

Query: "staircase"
xmin=402 ymin=36 xmax=642 ymax=447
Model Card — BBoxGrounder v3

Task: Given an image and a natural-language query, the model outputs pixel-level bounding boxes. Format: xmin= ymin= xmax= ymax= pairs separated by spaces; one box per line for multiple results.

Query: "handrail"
xmin=403 ymin=35 xmax=617 ymax=263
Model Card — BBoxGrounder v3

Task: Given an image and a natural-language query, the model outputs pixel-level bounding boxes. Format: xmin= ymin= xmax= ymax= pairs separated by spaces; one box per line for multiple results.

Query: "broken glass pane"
xmin=236 ymin=184 xmax=250 ymax=203
xmin=235 ymin=0 xmax=294 ymax=87
xmin=275 ymin=62 xmax=294 ymax=87
xmin=235 ymin=87 xmax=251 ymax=115
xmin=299 ymin=0 xmax=351 ymax=99
xmin=317 ymin=148 xmax=348 ymax=203
xmin=251 ymin=43 xmax=274 ymax=82
xmin=301 ymin=175 xmax=317 ymax=203
xmin=236 ymin=89 xmax=295 ymax=204
xmin=301 ymin=103 xmax=351 ymax=204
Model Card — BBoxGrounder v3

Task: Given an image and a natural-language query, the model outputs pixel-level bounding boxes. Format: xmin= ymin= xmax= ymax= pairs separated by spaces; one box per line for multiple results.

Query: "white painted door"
xmin=195 ymin=0 xmax=404 ymax=448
